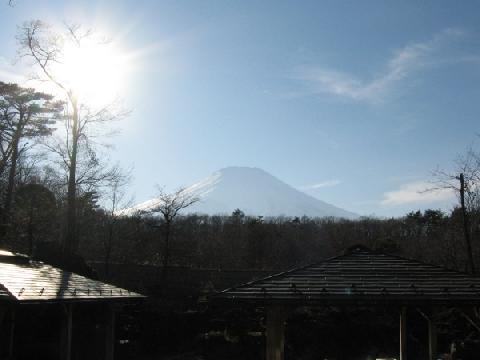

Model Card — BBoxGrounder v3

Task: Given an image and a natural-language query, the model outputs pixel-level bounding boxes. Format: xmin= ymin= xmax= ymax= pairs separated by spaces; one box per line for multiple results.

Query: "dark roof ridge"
xmin=378 ymin=250 xmax=477 ymax=277
xmin=217 ymin=245 xmax=385 ymax=294
xmin=217 ymin=252 xmax=348 ymax=295
xmin=343 ymin=243 xmax=476 ymax=277
xmin=216 ymin=245 xmax=480 ymax=296
xmin=344 ymin=244 xmax=478 ymax=278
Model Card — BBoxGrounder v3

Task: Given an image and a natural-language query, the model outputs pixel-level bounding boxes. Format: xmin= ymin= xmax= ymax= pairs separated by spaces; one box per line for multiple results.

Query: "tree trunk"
xmin=64 ymin=98 xmax=79 ymax=257
xmin=3 ymin=132 xmax=20 ymax=222
xmin=27 ymin=204 xmax=34 ymax=256
xmin=161 ymin=220 xmax=171 ymax=289
xmin=104 ymin=220 xmax=114 ymax=276
xmin=460 ymin=173 xmax=475 ymax=274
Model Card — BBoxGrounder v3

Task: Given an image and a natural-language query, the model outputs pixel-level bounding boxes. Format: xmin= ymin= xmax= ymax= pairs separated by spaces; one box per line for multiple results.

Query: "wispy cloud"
xmin=0 ymin=58 xmax=60 ymax=96
xmin=381 ymin=180 xmax=455 ymax=206
xmin=0 ymin=57 xmax=25 ymax=83
xmin=295 ymin=28 xmax=474 ymax=103
xmin=302 ymin=179 xmax=342 ymax=190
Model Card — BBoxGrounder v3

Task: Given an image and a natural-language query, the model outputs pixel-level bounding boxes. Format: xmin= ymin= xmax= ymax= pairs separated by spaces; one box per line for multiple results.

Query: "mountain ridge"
xmin=123 ymin=166 xmax=358 ymax=219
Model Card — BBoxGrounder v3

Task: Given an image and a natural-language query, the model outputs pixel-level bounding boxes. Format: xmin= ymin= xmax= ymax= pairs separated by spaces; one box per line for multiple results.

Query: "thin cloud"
xmin=0 ymin=56 xmax=25 ymax=83
xmin=295 ymin=28 xmax=473 ymax=103
xmin=302 ymin=179 xmax=342 ymax=190
xmin=381 ymin=181 xmax=455 ymax=206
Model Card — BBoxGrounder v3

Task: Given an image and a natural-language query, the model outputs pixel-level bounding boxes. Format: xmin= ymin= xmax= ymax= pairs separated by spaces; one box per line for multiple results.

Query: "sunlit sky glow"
xmin=1 ymin=1 xmax=480 ymax=217
xmin=55 ymin=36 xmax=131 ymax=106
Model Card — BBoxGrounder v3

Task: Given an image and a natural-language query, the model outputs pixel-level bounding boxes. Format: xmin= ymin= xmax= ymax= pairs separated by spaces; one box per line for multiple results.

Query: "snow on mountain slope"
xmin=123 ymin=167 xmax=358 ymax=219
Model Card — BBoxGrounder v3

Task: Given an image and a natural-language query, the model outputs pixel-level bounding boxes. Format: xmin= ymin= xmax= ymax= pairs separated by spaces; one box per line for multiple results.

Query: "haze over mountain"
xmin=124 ymin=167 xmax=358 ymax=219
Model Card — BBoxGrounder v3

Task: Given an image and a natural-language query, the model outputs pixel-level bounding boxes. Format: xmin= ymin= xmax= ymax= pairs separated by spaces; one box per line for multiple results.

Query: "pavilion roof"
xmin=0 ymin=250 xmax=144 ymax=303
xmin=215 ymin=245 xmax=480 ymax=306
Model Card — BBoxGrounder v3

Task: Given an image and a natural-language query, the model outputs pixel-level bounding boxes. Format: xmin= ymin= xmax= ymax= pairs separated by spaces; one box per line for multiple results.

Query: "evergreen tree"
xmin=0 ymin=82 xmax=61 ymax=229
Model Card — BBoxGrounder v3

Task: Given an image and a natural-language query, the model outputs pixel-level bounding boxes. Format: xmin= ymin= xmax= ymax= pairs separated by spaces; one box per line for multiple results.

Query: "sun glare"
xmin=55 ymin=37 xmax=130 ymax=106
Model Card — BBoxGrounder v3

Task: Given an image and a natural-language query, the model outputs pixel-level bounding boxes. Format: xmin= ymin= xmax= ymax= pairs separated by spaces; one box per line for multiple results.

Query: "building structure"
xmin=0 ymin=250 xmax=144 ymax=360
xmin=215 ymin=245 xmax=480 ymax=360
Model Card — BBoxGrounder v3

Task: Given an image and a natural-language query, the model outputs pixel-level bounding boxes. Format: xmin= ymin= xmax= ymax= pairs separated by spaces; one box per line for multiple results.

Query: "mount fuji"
xmin=124 ymin=167 xmax=358 ymax=219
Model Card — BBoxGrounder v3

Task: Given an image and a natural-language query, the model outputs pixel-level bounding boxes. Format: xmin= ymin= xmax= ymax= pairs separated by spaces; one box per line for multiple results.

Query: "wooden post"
xmin=266 ymin=306 xmax=286 ymax=360
xmin=60 ymin=304 xmax=73 ymax=360
xmin=416 ymin=308 xmax=438 ymax=360
xmin=8 ymin=307 xmax=15 ymax=358
xmin=0 ymin=306 xmax=5 ymax=342
xmin=428 ymin=316 xmax=437 ymax=360
xmin=400 ymin=306 xmax=407 ymax=360
xmin=105 ymin=304 xmax=116 ymax=360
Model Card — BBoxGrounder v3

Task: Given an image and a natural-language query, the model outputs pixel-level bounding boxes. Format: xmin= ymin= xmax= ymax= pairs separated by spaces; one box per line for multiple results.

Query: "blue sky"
xmin=1 ymin=0 xmax=480 ymax=217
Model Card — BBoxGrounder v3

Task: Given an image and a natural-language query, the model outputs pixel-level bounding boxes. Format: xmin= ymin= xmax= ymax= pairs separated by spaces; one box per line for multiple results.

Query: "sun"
xmin=55 ymin=36 xmax=130 ymax=106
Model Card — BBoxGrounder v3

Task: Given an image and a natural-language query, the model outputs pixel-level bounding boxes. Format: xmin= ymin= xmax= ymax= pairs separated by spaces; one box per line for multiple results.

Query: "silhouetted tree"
xmin=13 ymin=183 xmax=57 ymax=255
xmin=431 ymin=147 xmax=480 ymax=273
xmin=0 ymin=82 xmax=61 ymax=227
xmin=148 ymin=187 xmax=199 ymax=288
xmin=102 ymin=169 xmax=132 ymax=275
xmin=17 ymin=21 xmax=127 ymax=256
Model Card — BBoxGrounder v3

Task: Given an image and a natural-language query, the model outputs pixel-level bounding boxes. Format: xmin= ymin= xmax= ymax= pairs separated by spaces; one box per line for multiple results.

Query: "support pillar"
xmin=0 ymin=306 xmax=5 ymax=327
xmin=105 ymin=304 xmax=116 ymax=360
xmin=416 ymin=308 xmax=438 ymax=360
xmin=400 ymin=306 xmax=407 ymax=360
xmin=0 ymin=306 xmax=5 ymax=345
xmin=428 ymin=316 xmax=437 ymax=360
xmin=8 ymin=307 xmax=15 ymax=359
xmin=60 ymin=304 xmax=73 ymax=360
xmin=266 ymin=306 xmax=286 ymax=360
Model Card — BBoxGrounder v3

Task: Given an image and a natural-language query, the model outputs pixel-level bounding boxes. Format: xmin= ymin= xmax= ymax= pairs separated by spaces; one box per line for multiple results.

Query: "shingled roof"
xmin=0 ymin=250 xmax=144 ymax=303
xmin=215 ymin=245 xmax=480 ymax=306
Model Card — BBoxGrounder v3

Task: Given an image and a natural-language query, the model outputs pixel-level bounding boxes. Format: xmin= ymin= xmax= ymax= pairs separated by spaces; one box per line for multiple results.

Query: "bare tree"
xmin=147 ymin=187 xmax=199 ymax=287
xmin=430 ymin=147 xmax=480 ymax=274
xmin=16 ymin=20 xmax=127 ymax=256
xmin=102 ymin=168 xmax=132 ymax=276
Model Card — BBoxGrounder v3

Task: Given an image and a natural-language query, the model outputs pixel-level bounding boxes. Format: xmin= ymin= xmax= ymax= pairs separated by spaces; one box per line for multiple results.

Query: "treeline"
xmin=80 ymin=208 xmax=480 ymax=273
xmin=4 ymin=185 xmax=478 ymax=275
